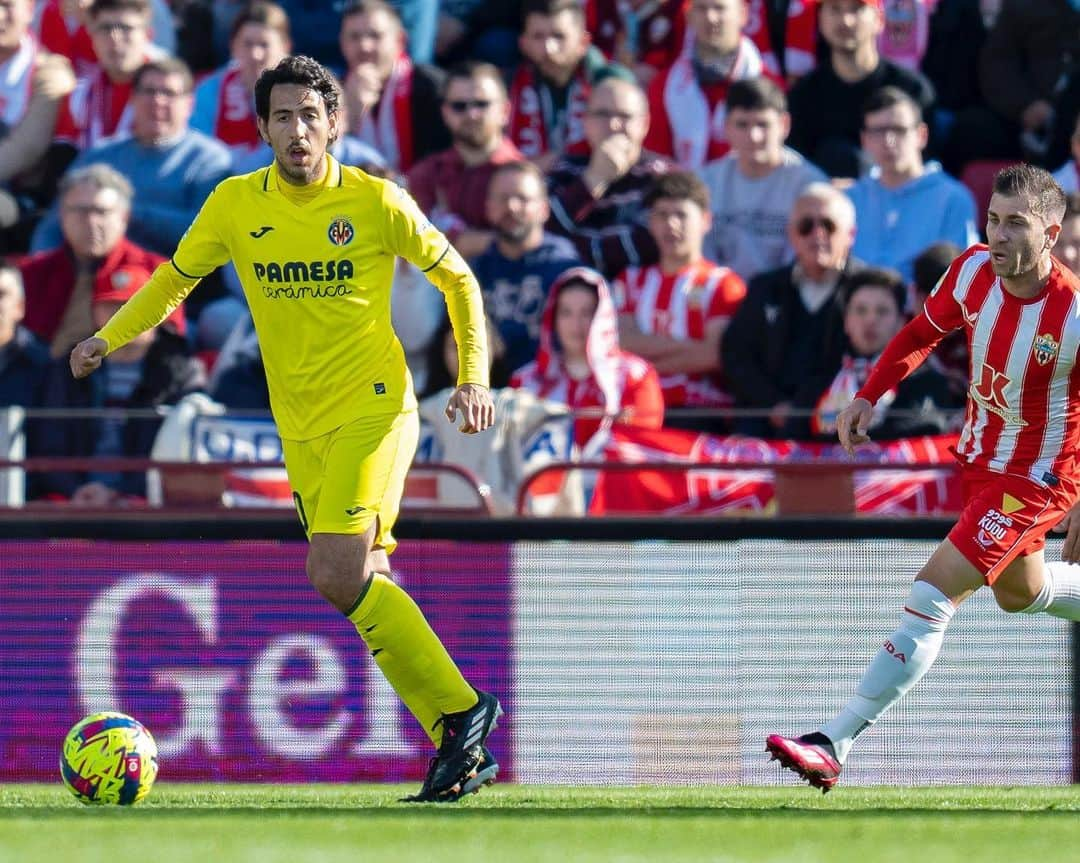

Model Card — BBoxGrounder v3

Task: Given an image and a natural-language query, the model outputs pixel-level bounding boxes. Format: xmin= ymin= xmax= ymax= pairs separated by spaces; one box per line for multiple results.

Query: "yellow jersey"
xmin=95 ymin=155 xmax=489 ymax=440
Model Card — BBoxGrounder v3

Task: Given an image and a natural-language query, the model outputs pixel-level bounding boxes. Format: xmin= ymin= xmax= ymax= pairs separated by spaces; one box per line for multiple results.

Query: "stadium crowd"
xmin=2 ymin=0 xmax=1080 ymax=507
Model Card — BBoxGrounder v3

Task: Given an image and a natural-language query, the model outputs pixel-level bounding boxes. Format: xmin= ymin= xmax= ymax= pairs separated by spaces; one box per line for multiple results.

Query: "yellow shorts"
xmin=281 ymin=409 xmax=419 ymax=552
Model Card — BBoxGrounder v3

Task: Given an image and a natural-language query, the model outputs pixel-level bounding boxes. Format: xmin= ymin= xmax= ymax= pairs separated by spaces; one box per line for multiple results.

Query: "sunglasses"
xmin=445 ymin=99 xmax=492 ymax=113
xmin=795 ymin=216 xmax=838 ymax=237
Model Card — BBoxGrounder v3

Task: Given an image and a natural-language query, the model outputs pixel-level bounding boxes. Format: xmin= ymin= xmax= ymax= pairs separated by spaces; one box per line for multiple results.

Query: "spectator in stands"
xmin=53 ymin=0 xmax=166 ymax=151
xmin=509 ymin=0 xmax=632 ymax=165
xmin=434 ymin=1 xmax=521 ymax=69
xmin=797 ymin=266 xmax=952 ymax=439
xmin=190 ymin=1 xmax=291 ymax=164
xmin=1052 ymin=113 xmax=1080 ymax=195
xmin=471 ymin=161 xmax=582 ymax=375
xmin=942 ymin=0 xmax=1078 ymax=175
xmin=512 ymin=266 xmax=664 ymax=448
xmin=18 ymin=164 xmax=185 ymax=358
xmin=406 ymin=61 xmax=525 ymax=260
xmin=644 ymin=0 xmax=769 ymax=169
xmin=877 ymin=0 xmax=935 ymax=71
xmin=847 ymin=87 xmax=977 ymax=282
xmin=36 ymin=260 xmax=204 ymax=505
xmin=0 ymin=260 xmax=48 ymax=407
xmin=698 ymin=77 xmax=825 ymax=281
xmin=547 ymin=76 xmax=673 ymax=278
xmin=36 ymin=0 xmax=175 ymax=76
xmin=417 ymin=311 xmax=511 ymax=400
xmin=32 ymin=58 xmax=232 ymax=259
xmin=909 ymin=240 xmax=966 ymax=400
xmin=786 ymin=0 xmax=935 ymax=178
xmin=1057 ymin=194 xmax=1080 ymax=276
xmin=722 ymin=183 xmax=865 ymax=438
xmin=745 ymin=0 xmax=818 ymax=84
xmin=584 ymin=0 xmax=687 ymax=87
xmin=918 ymin=0 xmax=989 ymax=151
xmin=34 ymin=0 xmax=98 ymax=78
xmin=339 ymin=0 xmax=449 ymax=172
xmin=206 ymin=312 xmax=268 ymax=409
xmin=615 ymin=170 xmax=746 ymax=429
xmin=0 ymin=0 xmax=76 ymax=253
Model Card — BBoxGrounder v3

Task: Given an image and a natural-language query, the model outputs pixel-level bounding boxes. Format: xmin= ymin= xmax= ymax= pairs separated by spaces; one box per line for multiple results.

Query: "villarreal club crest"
xmin=328 ymin=215 xmax=355 ymax=247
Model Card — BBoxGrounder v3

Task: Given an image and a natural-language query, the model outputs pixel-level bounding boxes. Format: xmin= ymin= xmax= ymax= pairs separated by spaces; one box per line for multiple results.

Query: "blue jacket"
xmin=847 ymin=162 xmax=978 ymax=282
xmin=469 ymin=233 xmax=582 ymax=374
xmin=31 ymin=131 xmax=232 ymax=256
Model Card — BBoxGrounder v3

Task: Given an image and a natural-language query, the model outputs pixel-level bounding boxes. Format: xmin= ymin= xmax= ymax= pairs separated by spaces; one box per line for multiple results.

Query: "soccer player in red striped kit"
xmin=766 ymin=164 xmax=1080 ymax=791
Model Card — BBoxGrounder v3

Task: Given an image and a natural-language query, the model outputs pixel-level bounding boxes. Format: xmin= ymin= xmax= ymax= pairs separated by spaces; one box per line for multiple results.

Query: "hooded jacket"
xmin=511 ymin=266 xmax=664 ymax=449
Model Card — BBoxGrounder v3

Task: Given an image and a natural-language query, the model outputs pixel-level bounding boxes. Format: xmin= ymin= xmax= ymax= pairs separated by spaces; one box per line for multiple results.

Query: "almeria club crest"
xmin=1033 ymin=332 xmax=1059 ymax=366
xmin=328 ymin=216 xmax=355 ymax=247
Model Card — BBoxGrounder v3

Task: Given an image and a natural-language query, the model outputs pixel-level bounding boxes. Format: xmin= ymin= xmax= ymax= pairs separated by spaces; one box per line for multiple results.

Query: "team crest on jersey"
xmin=327 ymin=216 xmax=355 ymax=247
xmin=1033 ymin=332 xmax=1059 ymax=366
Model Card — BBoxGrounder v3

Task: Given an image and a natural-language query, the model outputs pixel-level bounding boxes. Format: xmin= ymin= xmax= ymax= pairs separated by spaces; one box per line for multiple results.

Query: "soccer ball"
xmin=60 ymin=712 xmax=159 ymax=805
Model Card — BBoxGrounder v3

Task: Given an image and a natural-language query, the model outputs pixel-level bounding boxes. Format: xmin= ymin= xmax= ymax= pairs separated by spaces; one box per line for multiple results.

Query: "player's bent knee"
xmin=991 ymin=583 xmax=1038 ymax=613
xmin=306 ymin=534 xmax=375 ymax=612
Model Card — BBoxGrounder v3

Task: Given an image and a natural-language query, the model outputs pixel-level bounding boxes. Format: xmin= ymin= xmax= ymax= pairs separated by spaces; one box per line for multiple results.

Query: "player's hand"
xmin=1054 ymin=501 xmax=1080 ymax=564
xmin=445 ymin=383 xmax=495 ymax=434
xmin=836 ymin=397 xmax=873 ymax=457
xmin=69 ymin=337 xmax=107 ymax=379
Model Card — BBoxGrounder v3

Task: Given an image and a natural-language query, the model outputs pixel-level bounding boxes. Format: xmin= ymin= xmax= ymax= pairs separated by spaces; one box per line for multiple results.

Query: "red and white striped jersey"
xmin=924 ymin=244 xmax=1080 ymax=486
xmin=614 ymin=260 xmax=746 ymax=407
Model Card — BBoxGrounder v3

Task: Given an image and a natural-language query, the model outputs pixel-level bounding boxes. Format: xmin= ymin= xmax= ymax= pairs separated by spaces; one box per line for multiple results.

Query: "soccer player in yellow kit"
xmin=69 ymin=55 xmax=502 ymax=803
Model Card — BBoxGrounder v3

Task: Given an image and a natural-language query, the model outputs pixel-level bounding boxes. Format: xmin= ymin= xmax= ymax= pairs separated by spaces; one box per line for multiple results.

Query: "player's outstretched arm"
xmin=69 ymin=337 xmax=108 ymax=379
xmin=445 ymin=383 xmax=495 ymax=434
xmin=836 ymin=397 xmax=873 ymax=457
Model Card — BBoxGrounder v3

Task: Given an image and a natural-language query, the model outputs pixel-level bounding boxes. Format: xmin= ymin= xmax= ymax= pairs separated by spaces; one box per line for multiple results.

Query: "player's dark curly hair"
xmin=254 ymin=55 xmax=341 ymax=130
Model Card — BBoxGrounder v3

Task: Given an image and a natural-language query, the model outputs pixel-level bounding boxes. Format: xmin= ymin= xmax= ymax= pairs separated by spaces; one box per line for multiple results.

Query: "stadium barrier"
xmin=0 ymin=517 xmax=1074 ymax=786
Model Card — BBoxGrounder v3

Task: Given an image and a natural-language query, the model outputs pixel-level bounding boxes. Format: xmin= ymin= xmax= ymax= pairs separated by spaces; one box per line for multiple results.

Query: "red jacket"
xmin=17 ymin=237 xmax=185 ymax=344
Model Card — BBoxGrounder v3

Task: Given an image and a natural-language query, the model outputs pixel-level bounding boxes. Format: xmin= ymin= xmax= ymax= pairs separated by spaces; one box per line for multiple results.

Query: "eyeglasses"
xmin=93 ymin=21 xmax=140 ymax=36
xmin=135 ymin=86 xmax=187 ymax=99
xmin=445 ymin=99 xmax=492 ymax=113
xmin=587 ymin=109 xmax=638 ymax=124
xmin=863 ymin=124 xmax=915 ymax=138
xmin=795 ymin=216 xmax=838 ymax=236
xmin=63 ymin=204 xmax=122 ymax=218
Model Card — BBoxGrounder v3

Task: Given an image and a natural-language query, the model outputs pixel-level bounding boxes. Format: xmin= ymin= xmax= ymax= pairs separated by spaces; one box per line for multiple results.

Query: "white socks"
xmin=1018 ymin=561 xmax=1080 ymax=620
xmin=820 ymin=580 xmax=955 ymax=763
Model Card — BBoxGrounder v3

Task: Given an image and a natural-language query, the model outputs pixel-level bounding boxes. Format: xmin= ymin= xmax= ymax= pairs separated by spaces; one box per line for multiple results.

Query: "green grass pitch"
xmin=3 ymin=785 xmax=1080 ymax=863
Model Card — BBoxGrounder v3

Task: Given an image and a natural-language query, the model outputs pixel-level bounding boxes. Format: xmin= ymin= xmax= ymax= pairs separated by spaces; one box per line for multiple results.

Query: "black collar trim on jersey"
xmin=421 ymin=244 xmax=450 ymax=273
xmin=262 ymin=168 xmax=271 ymax=191
xmin=171 ymin=258 xmax=206 ymax=280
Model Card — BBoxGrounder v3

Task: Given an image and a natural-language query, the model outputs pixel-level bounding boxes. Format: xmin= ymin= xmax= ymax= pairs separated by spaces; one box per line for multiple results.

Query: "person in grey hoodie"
xmin=847 ymin=86 xmax=978 ymax=282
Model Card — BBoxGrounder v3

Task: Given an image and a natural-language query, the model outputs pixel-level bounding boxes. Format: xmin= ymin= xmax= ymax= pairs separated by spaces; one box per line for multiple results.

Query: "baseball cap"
xmin=93 ymin=265 xmax=153 ymax=305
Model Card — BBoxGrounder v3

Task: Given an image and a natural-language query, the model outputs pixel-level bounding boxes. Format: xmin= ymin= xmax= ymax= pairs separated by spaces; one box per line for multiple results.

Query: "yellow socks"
xmin=347 ymin=572 xmax=478 ymax=745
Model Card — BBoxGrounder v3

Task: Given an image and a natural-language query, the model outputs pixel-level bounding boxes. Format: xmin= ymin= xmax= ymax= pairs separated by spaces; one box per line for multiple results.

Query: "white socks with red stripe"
xmin=1018 ymin=561 xmax=1080 ymax=620
xmin=819 ymin=580 xmax=956 ymax=764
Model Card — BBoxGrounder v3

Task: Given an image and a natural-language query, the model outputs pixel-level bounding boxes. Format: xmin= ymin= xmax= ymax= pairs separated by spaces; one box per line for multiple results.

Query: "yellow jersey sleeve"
xmin=95 ymin=185 xmax=232 ymax=353
xmin=380 ymin=181 xmax=489 ymax=388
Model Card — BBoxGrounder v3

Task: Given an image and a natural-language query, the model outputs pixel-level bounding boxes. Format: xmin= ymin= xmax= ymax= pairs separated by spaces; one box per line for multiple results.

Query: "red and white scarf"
xmin=662 ymin=36 xmax=764 ymax=168
xmin=508 ymin=63 xmax=592 ymax=159
xmin=67 ymin=66 xmax=135 ymax=148
xmin=353 ymin=52 xmax=414 ymax=170
xmin=0 ymin=34 xmax=35 ymax=131
xmin=213 ymin=62 xmax=260 ymax=150
xmin=812 ymin=355 xmax=896 ymax=436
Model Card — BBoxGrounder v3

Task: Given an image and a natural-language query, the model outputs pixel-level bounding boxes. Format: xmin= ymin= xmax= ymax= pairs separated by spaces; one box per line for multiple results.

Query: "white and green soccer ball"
xmin=60 ymin=712 xmax=159 ymax=805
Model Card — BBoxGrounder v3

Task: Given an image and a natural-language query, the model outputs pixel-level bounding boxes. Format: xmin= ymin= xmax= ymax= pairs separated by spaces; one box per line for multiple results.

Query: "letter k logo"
xmin=250 ymin=226 xmax=274 ymax=239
